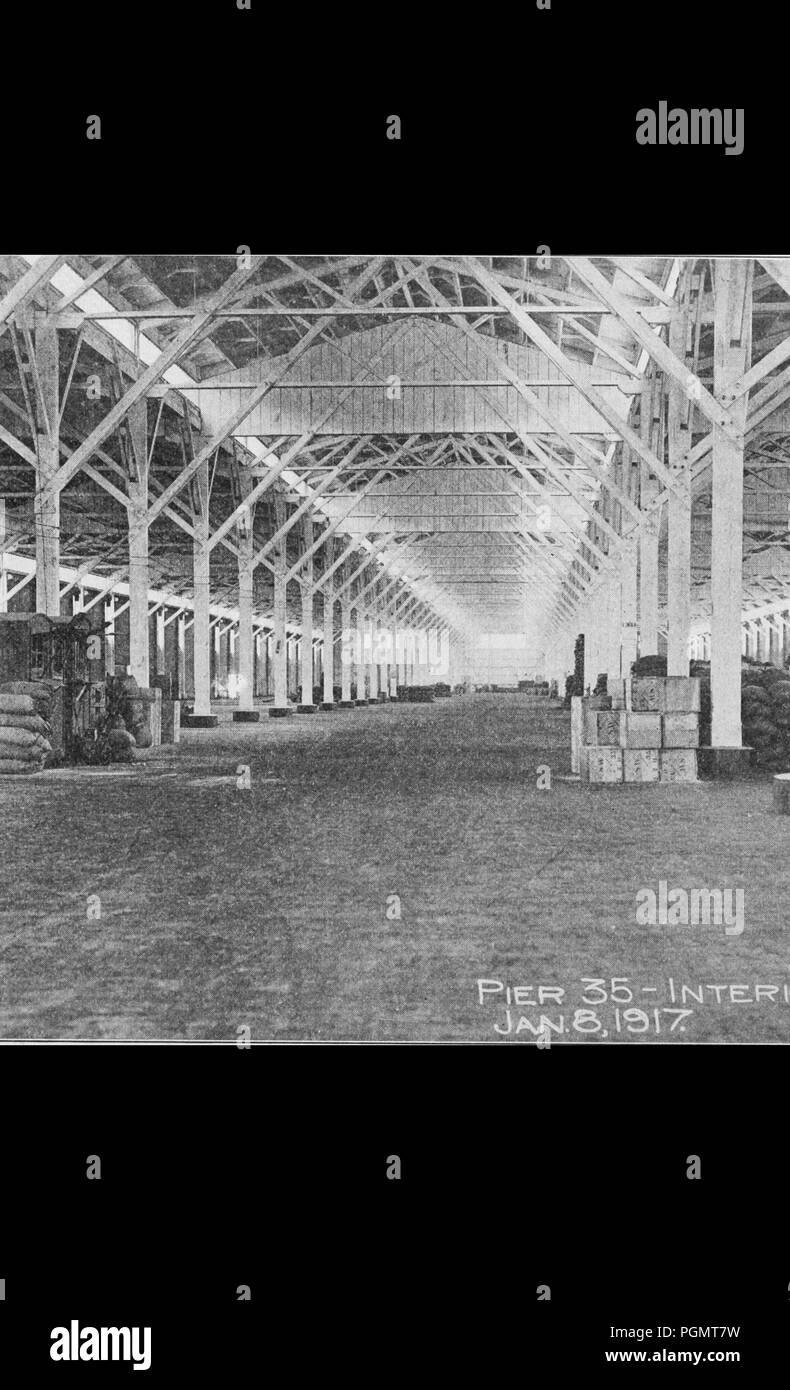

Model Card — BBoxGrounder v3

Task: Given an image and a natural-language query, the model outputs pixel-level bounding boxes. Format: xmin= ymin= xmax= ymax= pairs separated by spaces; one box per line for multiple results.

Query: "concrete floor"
xmin=0 ymin=693 xmax=788 ymax=1042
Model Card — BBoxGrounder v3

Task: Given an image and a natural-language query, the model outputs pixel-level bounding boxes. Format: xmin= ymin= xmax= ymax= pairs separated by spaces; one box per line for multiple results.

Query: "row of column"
xmin=22 ymin=319 xmax=452 ymax=714
xmin=545 ymin=260 xmax=757 ymax=751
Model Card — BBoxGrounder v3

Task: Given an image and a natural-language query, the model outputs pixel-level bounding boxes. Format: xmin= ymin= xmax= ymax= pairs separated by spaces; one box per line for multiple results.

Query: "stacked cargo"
xmin=577 ymin=676 xmax=700 ymax=784
xmin=0 ymin=681 xmax=53 ymax=774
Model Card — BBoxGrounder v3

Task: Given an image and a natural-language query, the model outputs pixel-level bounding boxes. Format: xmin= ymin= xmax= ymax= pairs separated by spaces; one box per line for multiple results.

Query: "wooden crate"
xmin=773 ymin=773 xmax=790 ymax=813
xmin=631 ymin=675 xmax=701 ymax=713
xmin=621 ymin=712 xmax=662 ymax=748
xmin=662 ymin=713 xmax=699 ymax=747
xmin=570 ymin=696 xmax=583 ymax=774
xmin=663 ymin=676 xmax=701 ymax=712
xmin=659 ymin=749 xmax=698 ymax=782
xmin=623 ymin=749 xmax=660 ymax=782
xmin=582 ymin=705 xmax=597 ymax=746
xmin=630 ymin=676 xmax=663 ymax=711
xmin=595 ymin=710 xmax=625 ymax=745
xmin=608 ymin=678 xmax=627 ymax=710
xmin=586 ymin=711 xmax=628 ymax=745
xmin=580 ymin=746 xmax=623 ymax=783
xmin=160 ymin=698 xmax=181 ymax=744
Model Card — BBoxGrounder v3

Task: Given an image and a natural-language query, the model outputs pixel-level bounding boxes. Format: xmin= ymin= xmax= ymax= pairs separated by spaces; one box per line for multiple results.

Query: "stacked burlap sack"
xmin=0 ymin=681 xmax=53 ymax=774
xmin=741 ymin=662 xmax=790 ymax=767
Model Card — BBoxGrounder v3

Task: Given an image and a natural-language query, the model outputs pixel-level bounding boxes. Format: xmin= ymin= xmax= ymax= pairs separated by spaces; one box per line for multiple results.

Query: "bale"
xmin=75 ymin=733 xmax=112 ymax=765
xmin=0 ymin=725 xmax=46 ymax=748
xmin=744 ymin=717 xmax=779 ymax=740
xmin=108 ymin=728 xmax=136 ymax=749
xmin=0 ymin=680 xmax=51 ymax=699
xmin=111 ymin=743 xmax=137 ymax=763
xmin=773 ymin=774 xmax=790 ymax=813
xmin=0 ymin=745 xmax=47 ymax=763
xmin=759 ymin=666 xmax=787 ymax=686
xmin=0 ymin=693 xmax=36 ymax=716
xmin=0 ymin=681 xmax=50 ymax=719
xmin=0 ymin=712 xmax=50 ymax=734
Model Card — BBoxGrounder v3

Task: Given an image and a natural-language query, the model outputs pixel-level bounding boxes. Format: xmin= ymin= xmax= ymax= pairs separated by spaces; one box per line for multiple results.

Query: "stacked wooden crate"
xmin=578 ymin=676 xmax=700 ymax=784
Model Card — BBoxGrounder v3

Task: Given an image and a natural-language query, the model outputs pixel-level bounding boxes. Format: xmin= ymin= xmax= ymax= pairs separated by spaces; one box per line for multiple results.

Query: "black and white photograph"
xmin=3 ymin=0 xmax=789 ymax=1377
xmin=1 ymin=251 xmax=787 ymax=1045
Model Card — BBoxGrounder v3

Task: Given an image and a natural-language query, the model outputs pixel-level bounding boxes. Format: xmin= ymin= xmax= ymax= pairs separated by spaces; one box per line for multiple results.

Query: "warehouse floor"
xmin=1 ymin=694 xmax=788 ymax=1043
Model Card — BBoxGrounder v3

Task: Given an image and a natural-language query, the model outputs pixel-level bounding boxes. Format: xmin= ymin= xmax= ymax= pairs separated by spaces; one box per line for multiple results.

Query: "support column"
xmin=604 ymin=570 xmax=622 ymax=678
xmin=621 ymin=538 xmax=639 ymax=679
xmin=34 ymin=321 xmax=60 ymax=615
xmin=710 ymin=259 xmax=752 ymax=756
xmin=270 ymin=492 xmax=290 ymax=716
xmin=104 ymin=597 xmax=116 ymax=675
xmin=177 ymin=613 xmax=186 ymax=697
xmin=638 ymin=374 xmax=661 ymax=657
xmin=191 ymin=455 xmax=213 ymax=721
xmin=353 ymin=580 xmax=367 ymax=704
xmin=389 ymin=614 xmax=399 ymax=698
xmin=236 ymin=512 xmax=256 ymax=717
xmin=127 ymin=399 xmax=150 ymax=687
xmin=211 ymin=621 xmax=220 ymax=696
xmin=298 ymin=512 xmax=316 ymax=712
xmin=155 ymin=610 xmax=166 ymax=676
xmin=367 ymin=583 xmax=379 ymax=702
xmin=0 ymin=500 xmax=7 ymax=613
xmin=666 ymin=306 xmax=692 ymax=676
xmin=638 ymin=477 xmax=660 ymax=659
xmin=582 ymin=602 xmax=598 ymax=691
xmin=339 ymin=563 xmax=354 ymax=708
xmin=232 ymin=462 xmax=258 ymax=720
xmin=228 ymin=626 xmax=237 ymax=693
xmin=377 ymin=605 xmax=390 ymax=700
xmin=322 ymin=537 xmax=335 ymax=710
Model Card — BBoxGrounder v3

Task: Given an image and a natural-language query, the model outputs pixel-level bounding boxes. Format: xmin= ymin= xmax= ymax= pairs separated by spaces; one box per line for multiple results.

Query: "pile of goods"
xmin=632 ymin=654 xmax=713 ymax=740
xmin=740 ymin=660 xmax=790 ymax=768
xmin=564 ymin=642 xmax=585 ymax=709
xmin=633 ymin=653 xmax=790 ymax=769
xmin=75 ymin=674 xmax=150 ymax=765
xmin=572 ymin=673 xmax=700 ymax=784
xmin=0 ymin=681 xmax=53 ymax=774
xmin=518 ymin=680 xmax=550 ymax=699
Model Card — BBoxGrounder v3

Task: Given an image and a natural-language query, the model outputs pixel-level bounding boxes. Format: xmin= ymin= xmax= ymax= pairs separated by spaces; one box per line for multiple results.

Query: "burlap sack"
xmin=0 ymin=693 xmax=36 ymax=716
xmin=0 ymin=683 xmax=51 ymax=720
xmin=0 ymin=725 xmax=43 ymax=748
xmin=0 ymin=712 xmax=50 ymax=734
xmin=0 ymin=680 xmax=52 ymax=699
xmin=108 ymin=728 xmax=136 ymax=749
xmin=0 ymin=740 xmax=47 ymax=760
